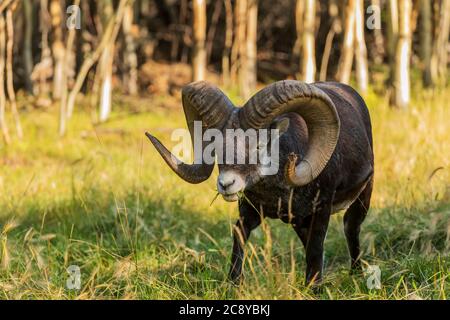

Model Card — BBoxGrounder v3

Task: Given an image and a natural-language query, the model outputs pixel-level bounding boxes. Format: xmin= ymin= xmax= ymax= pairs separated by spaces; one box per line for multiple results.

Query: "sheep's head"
xmin=146 ymin=80 xmax=340 ymax=202
xmin=214 ymin=115 xmax=290 ymax=201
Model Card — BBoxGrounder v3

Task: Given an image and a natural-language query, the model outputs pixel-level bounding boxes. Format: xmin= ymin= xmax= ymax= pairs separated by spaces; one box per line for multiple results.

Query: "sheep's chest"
xmin=244 ymin=184 xmax=313 ymax=224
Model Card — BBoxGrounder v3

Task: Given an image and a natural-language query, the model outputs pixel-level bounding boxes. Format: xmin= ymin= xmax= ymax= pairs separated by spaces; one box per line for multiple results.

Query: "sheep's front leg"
xmin=228 ymin=203 xmax=261 ymax=283
xmin=304 ymin=202 xmax=331 ymax=287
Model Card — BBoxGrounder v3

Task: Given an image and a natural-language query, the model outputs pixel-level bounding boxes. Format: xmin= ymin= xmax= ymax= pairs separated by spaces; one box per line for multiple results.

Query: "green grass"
xmin=0 ymin=87 xmax=449 ymax=299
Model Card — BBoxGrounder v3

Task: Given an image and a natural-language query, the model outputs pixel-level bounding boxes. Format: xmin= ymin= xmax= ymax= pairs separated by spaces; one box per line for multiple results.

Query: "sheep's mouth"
xmin=222 ymin=193 xmax=239 ymax=202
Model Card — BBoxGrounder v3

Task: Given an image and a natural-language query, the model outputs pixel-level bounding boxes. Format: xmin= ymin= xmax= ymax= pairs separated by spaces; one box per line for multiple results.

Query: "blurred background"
xmin=0 ymin=0 xmax=449 ymax=299
xmin=0 ymin=0 xmax=448 ymax=130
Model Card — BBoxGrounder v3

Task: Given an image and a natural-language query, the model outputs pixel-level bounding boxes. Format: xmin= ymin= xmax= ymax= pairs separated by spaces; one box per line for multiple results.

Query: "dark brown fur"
xmin=227 ymin=82 xmax=374 ymax=286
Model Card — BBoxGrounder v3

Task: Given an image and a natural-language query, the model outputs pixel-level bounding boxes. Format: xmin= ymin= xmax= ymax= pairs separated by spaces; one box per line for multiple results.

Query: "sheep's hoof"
xmin=305 ymin=280 xmax=324 ymax=295
xmin=349 ymin=261 xmax=363 ymax=275
xmin=228 ymin=271 xmax=243 ymax=286
xmin=311 ymin=285 xmax=324 ymax=295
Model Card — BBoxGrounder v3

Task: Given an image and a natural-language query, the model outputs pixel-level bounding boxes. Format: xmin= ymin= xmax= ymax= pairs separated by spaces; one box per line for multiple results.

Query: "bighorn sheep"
xmin=146 ymin=80 xmax=374 ymax=286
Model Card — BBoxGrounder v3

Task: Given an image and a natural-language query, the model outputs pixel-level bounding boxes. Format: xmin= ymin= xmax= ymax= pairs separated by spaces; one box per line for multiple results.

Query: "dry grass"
xmin=0 ymin=86 xmax=449 ymax=299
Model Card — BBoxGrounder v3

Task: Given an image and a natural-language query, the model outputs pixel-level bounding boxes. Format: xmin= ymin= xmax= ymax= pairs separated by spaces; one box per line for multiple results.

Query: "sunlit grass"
xmin=0 ymin=87 xmax=449 ymax=299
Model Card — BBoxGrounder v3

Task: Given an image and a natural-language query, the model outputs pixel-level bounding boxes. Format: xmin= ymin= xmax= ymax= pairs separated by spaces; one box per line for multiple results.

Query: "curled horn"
xmin=146 ymin=81 xmax=235 ymax=183
xmin=239 ymin=80 xmax=340 ymax=186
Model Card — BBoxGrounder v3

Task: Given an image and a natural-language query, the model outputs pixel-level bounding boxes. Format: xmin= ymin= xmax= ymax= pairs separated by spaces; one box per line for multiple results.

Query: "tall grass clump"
xmin=0 ymin=88 xmax=449 ymax=299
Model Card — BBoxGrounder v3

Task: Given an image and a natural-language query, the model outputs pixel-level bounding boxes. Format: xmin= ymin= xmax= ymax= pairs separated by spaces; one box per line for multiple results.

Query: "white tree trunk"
xmin=301 ymin=0 xmax=316 ymax=83
xmin=98 ymin=0 xmax=115 ymax=123
xmin=192 ymin=0 xmax=206 ymax=81
xmin=99 ymin=44 xmax=114 ymax=122
xmin=394 ymin=0 xmax=412 ymax=108
xmin=354 ymin=0 xmax=368 ymax=94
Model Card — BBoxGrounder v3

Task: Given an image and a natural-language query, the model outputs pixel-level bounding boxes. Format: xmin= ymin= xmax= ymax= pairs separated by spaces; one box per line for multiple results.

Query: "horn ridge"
xmin=239 ymin=80 xmax=340 ymax=186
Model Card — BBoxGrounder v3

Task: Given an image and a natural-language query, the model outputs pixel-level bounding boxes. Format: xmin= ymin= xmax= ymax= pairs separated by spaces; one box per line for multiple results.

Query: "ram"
xmin=146 ymin=80 xmax=374 ymax=286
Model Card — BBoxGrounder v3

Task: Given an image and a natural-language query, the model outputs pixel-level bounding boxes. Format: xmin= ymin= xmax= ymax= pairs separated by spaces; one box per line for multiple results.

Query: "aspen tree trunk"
xmin=419 ymin=0 xmax=432 ymax=87
xmin=320 ymin=0 xmax=341 ymax=81
xmin=231 ymin=0 xmax=247 ymax=88
xmin=66 ymin=0 xmax=128 ymax=119
xmin=222 ymin=0 xmax=233 ymax=87
xmin=354 ymin=0 xmax=368 ymax=94
xmin=410 ymin=1 xmax=419 ymax=35
xmin=98 ymin=0 xmax=115 ymax=123
xmin=99 ymin=44 xmax=114 ymax=123
xmin=393 ymin=0 xmax=412 ymax=109
xmin=123 ymin=1 xmax=138 ymax=95
xmin=387 ymin=0 xmax=399 ymax=84
xmin=58 ymin=0 xmax=80 ymax=136
xmin=38 ymin=0 xmax=52 ymax=97
xmin=431 ymin=0 xmax=450 ymax=83
xmin=22 ymin=0 xmax=33 ymax=94
xmin=229 ymin=0 xmax=249 ymax=97
xmin=438 ymin=0 xmax=450 ymax=80
xmin=293 ymin=0 xmax=304 ymax=61
xmin=0 ymin=14 xmax=11 ymax=144
xmin=230 ymin=1 xmax=239 ymax=84
xmin=246 ymin=0 xmax=257 ymax=97
xmin=301 ymin=0 xmax=316 ymax=83
xmin=6 ymin=5 xmax=23 ymax=139
xmin=192 ymin=0 xmax=206 ymax=81
xmin=50 ymin=0 xmax=64 ymax=99
xmin=371 ymin=0 xmax=385 ymax=64
xmin=337 ymin=0 xmax=356 ymax=84
xmin=0 ymin=1 xmax=14 ymax=14
xmin=206 ymin=0 xmax=222 ymax=63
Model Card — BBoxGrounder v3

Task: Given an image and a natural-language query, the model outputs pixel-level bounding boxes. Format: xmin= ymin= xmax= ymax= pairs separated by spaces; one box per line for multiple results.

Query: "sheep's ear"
xmin=272 ymin=118 xmax=290 ymax=136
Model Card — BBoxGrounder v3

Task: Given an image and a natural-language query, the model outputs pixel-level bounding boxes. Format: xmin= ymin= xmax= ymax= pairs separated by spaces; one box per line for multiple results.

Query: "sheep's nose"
xmin=218 ymin=177 xmax=235 ymax=190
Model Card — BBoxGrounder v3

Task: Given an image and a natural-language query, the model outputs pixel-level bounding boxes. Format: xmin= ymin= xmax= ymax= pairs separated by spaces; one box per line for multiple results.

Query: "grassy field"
xmin=0 ymin=87 xmax=449 ymax=299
